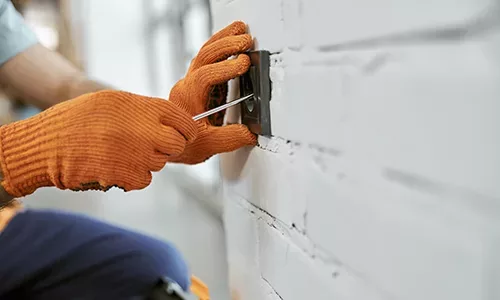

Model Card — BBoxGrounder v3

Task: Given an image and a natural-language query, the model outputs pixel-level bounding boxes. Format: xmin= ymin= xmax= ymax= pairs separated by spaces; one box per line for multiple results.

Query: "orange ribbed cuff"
xmin=0 ymin=116 xmax=55 ymax=197
xmin=0 ymin=90 xmax=199 ymax=197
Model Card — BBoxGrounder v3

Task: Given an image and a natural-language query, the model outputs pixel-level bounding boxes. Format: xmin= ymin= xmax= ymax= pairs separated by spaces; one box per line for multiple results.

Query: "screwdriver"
xmin=192 ymin=94 xmax=254 ymax=121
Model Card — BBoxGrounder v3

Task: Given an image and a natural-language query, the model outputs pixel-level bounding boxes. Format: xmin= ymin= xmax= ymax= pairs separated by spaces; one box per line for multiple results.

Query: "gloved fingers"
xmin=108 ymin=170 xmax=153 ymax=191
xmin=189 ymin=21 xmax=248 ymax=73
xmin=165 ymin=124 xmax=256 ymax=165
xmin=154 ymin=126 xmax=188 ymax=156
xmin=203 ymin=21 xmax=247 ymax=48
xmin=190 ymin=34 xmax=252 ymax=70
xmin=155 ymin=99 xmax=198 ymax=142
xmin=196 ymin=54 xmax=250 ymax=99
xmin=137 ymin=172 xmax=153 ymax=190
xmin=149 ymin=150 xmax=169 ymax=172
xmin=205 ymin=124 xmax=257 ymax=154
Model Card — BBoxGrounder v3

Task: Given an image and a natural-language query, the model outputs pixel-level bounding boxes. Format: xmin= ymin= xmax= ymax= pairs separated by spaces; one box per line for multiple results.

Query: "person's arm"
xmin=0 ymin=43 xmax=109 ymax=110
xmin=0 ymin=21 xmax=254 ymax=234
xmin=0 ymin=0 xmax=108 ymax=109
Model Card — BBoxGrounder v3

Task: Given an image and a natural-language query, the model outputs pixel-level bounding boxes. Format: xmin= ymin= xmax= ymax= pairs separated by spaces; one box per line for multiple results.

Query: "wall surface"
xmin=214 ymin=0 xmax=500 ymax=299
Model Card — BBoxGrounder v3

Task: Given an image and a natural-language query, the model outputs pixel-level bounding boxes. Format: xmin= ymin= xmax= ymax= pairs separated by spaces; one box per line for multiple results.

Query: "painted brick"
xmin=343 ymin=39 xmax=500 ymax=197
xmin=216 ymin=0 xmax=500 ymax=299
xmin=275 ymin=35 xmax=500 ymax=197
xmin=223 ymin=190 xmax=267 ymax=300
xmin=222 ymin=191 xmax=298 ymax=300
xmin=273 ymin=54 xmax=349 ymax=150
xmin=302 ymin=0 xmax=497 ymax=48
xmin=306 ymin=166 xmax=497 ymax=300
xmin=258 ymin=218 xmax=389 ymax=300
xmin=220 ymin=138 xmax=307 ymax=229
xmin=484 ymin=232 xmax=500 ymax=299
xmin=282 ymin=0 xmax=302 ymax=49
xmin=269 ymin=53 xmax=288 ymax=137
xmin=211 ymin=0 xmax=285 ymax=53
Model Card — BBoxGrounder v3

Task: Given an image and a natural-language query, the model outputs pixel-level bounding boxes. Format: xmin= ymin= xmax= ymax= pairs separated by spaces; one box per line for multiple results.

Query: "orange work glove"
xmin=168 ymin=21 xmax=257 ymax=165
xmin=0 ymin=91 xmax=198 ymax=197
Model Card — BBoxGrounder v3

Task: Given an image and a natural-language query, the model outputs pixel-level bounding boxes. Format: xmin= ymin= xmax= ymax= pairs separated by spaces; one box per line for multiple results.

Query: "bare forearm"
xmin=58 ymin=75 xmax=110 ymax=103
xmin=0 ymin=43 xmax=109 ymax=109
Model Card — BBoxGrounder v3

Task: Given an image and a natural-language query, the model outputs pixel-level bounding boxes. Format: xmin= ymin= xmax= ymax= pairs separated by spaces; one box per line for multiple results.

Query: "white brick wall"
xmin=214 ymin=0 xmax=500 ymax=299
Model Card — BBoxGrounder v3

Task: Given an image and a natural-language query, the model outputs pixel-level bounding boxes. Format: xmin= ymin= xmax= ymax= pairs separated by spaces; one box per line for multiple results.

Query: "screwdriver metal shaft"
xmin=192 ymin=94 xmax=254 ymax=121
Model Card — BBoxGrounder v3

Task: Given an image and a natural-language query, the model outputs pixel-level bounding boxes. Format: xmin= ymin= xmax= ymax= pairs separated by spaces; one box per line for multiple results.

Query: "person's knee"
xmin=94 ymin=232 xmax=191 ymax=297
xmin=134 ymin=238 xmax=191 ymax=291
xmin=0 ymin=210 xmax=192 ymax=299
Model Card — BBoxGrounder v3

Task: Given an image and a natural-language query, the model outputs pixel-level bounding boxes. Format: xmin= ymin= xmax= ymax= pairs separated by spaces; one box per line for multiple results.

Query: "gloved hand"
xmin=168 ymin=21 xmax=257 ymax=165
xmin=0 ymin=91 xmax=198 ymax=197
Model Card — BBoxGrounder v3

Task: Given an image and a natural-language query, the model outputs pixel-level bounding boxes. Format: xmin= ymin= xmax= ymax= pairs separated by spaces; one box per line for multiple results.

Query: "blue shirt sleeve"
xmin=0 ymin=0 xmax=38 ymax=66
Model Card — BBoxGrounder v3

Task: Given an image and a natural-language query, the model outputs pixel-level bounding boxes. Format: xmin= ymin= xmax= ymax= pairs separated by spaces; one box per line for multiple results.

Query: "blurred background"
xmin=3 ymin=1 xmax=500 ymax=300
xmin=0 ymin=0 xmax=230 ymax=299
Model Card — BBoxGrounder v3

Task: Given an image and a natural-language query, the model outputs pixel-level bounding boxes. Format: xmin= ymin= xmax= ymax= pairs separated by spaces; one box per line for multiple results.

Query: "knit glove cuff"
xmin=0 ymin=91 xmax=198 ymax=197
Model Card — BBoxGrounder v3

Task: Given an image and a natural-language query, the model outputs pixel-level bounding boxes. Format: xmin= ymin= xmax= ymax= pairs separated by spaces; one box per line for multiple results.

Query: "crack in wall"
xmin=237 ymin=195 xmax=372 ymax=282
xmin=261 ymin=276 xmax=284 ymax=300
xmin=232 ymin=187 xmax=400 ymax=300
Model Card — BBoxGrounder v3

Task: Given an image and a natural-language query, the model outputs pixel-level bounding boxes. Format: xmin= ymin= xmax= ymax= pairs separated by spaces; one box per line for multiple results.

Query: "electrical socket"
xmin=239 ymin=50 xmax=272 ymax=136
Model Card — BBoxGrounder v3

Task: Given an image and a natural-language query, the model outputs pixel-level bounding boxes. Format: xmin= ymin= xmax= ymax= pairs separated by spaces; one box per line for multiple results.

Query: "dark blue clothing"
xmin=0 ymin=209 xmax=190 ymax=299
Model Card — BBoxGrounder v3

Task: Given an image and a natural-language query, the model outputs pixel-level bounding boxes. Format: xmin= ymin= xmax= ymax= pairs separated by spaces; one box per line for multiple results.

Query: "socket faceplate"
xmin=239 ymin=50 xmax=272 ymax=136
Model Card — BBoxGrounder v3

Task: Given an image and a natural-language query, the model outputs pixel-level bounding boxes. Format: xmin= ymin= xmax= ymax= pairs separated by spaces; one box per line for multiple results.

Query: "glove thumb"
xmin=206 ymin=124 xmax=257 ymax=153
xmin=167 ymin=124 xmax=257 ymax=165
